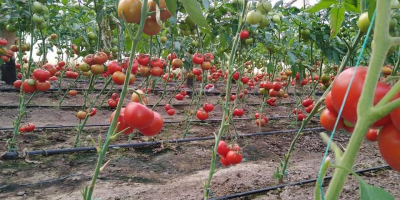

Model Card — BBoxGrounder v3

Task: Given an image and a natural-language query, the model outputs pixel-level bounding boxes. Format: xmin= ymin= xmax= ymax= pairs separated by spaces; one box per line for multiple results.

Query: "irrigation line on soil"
xmin=0 ymin=164 xmax=390 ymax=195
xmin=0 ymin=88 xmax=324 ymax=96
xmin=0 ymin=102 xmax=298 ymax=109
xmin=208 ymin=165 xmax=391 ymax=200
xmin=1 ymin=127 xmax=325 ymax=159
xmin=0 ymin=115 xmax=318 ymax=131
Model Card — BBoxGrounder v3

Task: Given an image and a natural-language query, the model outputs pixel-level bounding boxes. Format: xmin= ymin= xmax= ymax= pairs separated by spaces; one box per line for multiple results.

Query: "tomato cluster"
xmin=254 ymin=112 xmax=269 ymax=127
xmin=320 ymin=67 xmax=400 ymax=172
xmin=217 ymin=141 xmax=243 ymax=166
xmin=13 ymin=68 xmax=56 ymax=92
xmin=108 ymin=93 xmax=120 ymax=108
xmin=19 ymin=123 xmax=35 ymax=133
xmin=110 ymin=102 xmax=164 ymax=136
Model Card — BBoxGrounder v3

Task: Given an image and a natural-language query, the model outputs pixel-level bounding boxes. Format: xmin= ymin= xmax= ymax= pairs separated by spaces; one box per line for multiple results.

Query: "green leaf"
xmin=165 ymin=0 xmax=178 ymax=17
xmin=266 ymin=62 xmax=273 ymax=74
xmin=358 ymin=177 xmax=394 ymax=200
xmin=306 ymin=0 xmax=336 ymax=13
xmin=329 ymin=6 xmax=346 ymax=38
xmin=367 ymin=0 xmax=376 ymax=22
xmin=181 ymin=0 xmax=209 ymax=28
xmin=62 ymin=0 xmax=68 ymax=5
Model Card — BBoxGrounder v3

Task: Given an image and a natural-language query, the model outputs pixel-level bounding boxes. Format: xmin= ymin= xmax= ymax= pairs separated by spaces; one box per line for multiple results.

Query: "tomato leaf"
xmin=344 ymin=0 xmax=360 ymax=13
xmin=165 ymin=0 xmax=178 ymax=17
xmin=306 ymin=0 xmax=336 ymax=13
xmin=181 ymin=0 xmax=209 ymax=28
xmin=61 ymin=0 xmax=68 ymax=5
xmin=329 ymin=6 xmax=345 ymax=38
xmin=358 ymin=177 xmax=394 ymax=200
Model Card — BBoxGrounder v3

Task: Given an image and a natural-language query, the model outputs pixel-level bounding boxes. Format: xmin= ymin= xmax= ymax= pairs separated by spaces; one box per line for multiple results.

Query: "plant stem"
xmin=325 ymin=1 xmax=391 ymax=199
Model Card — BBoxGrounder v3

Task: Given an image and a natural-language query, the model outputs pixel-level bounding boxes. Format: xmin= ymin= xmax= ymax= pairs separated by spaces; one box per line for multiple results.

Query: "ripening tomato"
xmin=91 ymin=64 xmax=105 ymax=74
xmin=43 ymin=63 xmax=57 ymax=76
xmin=112 ymin=71 xmax=126 ymax=85
xmin=24 ymin=123 xmax=35 ymax=132
xmin=256 ymin=118 xmax=266 ymax=126
xmin=94 ymin=52 xmax=108 ymax=64
xmin=86 ymin=108 xmax=97 ymax=116
xmin=148 ymin=0 xmax=172 ymax=21
xmin=378 ymin=123 xmax=400 ymax=172
xmin=225 ymin=151 xmax=243 ymax=165
xmin=22 ymin=80 xmax=36 ymax=93
xmin=69 ymin=90 xmax=78 ymax=96
xmin=150 ymin=67 xmax=163 ymax=76
xmin=77 ymin=111 xmax=87 ymax=120
xmin=35 ymin=81 xmax=51 ymax=91
xmin=131 ymin=89 xmax=149 ymax=104
xmin=240 ymin=30 xmax=250 ymax=39
xmin=220 ymin=156 xmax=231 ymax=166
xmin=124 ymin=102 xmax=154 ymax=129
xmin=139 ymin=111 xmax=163 ymax=136
xmin=196 ymin=109 xmax=209 ymax=121
xmin=217 ymin=141 xmax=230 ymax=157
xmin=143 ymin=17 xmax=161 ymax=36
xmin=118 ymin=0 xmax=142 ymax=23
xmin=192 ymin=53 xmax=205 ymax=65
xmin=137 ymin=54 xmax=150 ymax=65
xmin=108 ymin=99 xmax=117 ymax=108
xmin=110 ymin=108 xmax=134 ymax=135
xmin=320 ymin=108 xmax=344 ymax=132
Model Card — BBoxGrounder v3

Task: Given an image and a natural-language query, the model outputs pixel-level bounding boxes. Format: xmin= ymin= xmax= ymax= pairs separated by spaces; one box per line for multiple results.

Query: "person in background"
xmin=1 ymin=51 xmax=16 ymax=85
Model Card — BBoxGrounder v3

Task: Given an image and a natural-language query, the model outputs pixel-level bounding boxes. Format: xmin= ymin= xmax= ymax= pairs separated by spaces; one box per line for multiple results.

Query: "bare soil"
xmin=0 ymin=80 xmax=398 ymax=200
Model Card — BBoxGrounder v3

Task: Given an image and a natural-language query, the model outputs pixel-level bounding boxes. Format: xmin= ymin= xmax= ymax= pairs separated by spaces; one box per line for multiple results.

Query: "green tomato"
xmin=246 ymin=10 xmax=262 ymax=25
xmin=89 ymin=39 xmax=96 ymax=46
xmin=191 ymin=41 xmax=199 ymax=47
xmin=6 ymin=24 xmax=16 ymax=32
xmin=245 ymin=38 xmax=254 ymax=45
xmin=42 ymin=6 xmax=49 ymax=14
xmin=111 ymin=46 xmax=118 ymax=53
xmin=357 ymin=12 xmax=370 ymax=33
xmin=183 ymin=30 xmax=191 ymax=36
xmin=32 ymin=1 xmax=43 ymax=14
xmin=301 ymin=28 xmax=311 ymax=39
xmin=392 ymin=0 xmax=400 ymax=9
xmin=33 ymin=13 xmax=45 ymax=24
xmin=272 ymin=15 xmax=281 ymax=24
xmin=88 ymin=32 xmax=97 ymax=40
xmin=111 ymin=38 xmax=118 ymax=44
xmin=259 ymin=15 xmax=270 ymax=28
xmin=37 ymin=22 xmax=47 ymax=30
xmin=27 ymin=79 xmax=35 ymax=86
xmin=79 ymin=63 xmax=91 ymax=72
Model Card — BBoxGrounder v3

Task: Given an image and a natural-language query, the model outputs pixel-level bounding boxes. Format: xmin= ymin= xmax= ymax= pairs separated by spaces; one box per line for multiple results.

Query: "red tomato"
xmin=136 ymin=54 xmax=150 ymax=65
xmin=167 ymin=109 xmax=175 ymax=116
xmin=193 ymin=68 xmax=202 ymax=76
xmin=108 ymin=99 xmax=117 ymax=108
xmin=124 ymin=102 xmax=154 ymax=129
xmin=230 ymin=95 xmax=236 ymax=101
xmin=217 ymin=141 xmax=230 ymax=157
xmin=25 ymin=123 xmax=35 ymax=132
xmin=228 ymin=144 xmax=241 ymax=151
xmin=196 ymin=109 xmax=209 ymax=121
xmin=272 ymin=82 xmax=281 ymax=91
xmin=331 ymin=67 xmax=391 ymax=127
xmin=49 ymin=76 xmax=58 ymax=81
xmin=107 ymin=61 xmax=123 ymax=74
xmin=220 ymin=156 xmax=231 ymax=166
xmin=256 ymin=118 xmax=266 ymax=126
xmin=33 ymin=69 xmax=50 ymax=81
xmin=13 ymin=80 xmax=22 ymax=89
xmin=366 ymin=128 xmax=378 ymax=142
xmin=297 ymin=113 xmax=306 ymax=121
xmin=150 ymin=67 xmax=163 ymax=76
xmin=320 ymin=108 xmax=344 ymax=132
xmin=43 ymin=63 xmax=57 ymax=76
xmin=35 ymin=81 xmax=51 ymax=91
xmin=225 ymin=151 xmax=243 ymax=165
xmin=22 ymin=80 xmax=36 ymax=93
xmin=203 ymin=103 xmax=214 ymax=112
xmin=378 ymin=123 xmax=400 ymax=172
xmin=240 ymin=30 xmax=250 ymax=39
xmin=325 ymin=91 xmax=337 ymax=114
xmin=192 ymin=53 xmax=205 ymax=65
xmin=69 ymin=90 xmax=78 ymax=96
xmin=175 ymin=93 xmax=184 ymax=101
xmin=302 ymin=98 xmax=313 ymax=107
xmin=139 ymin=112 xmax=163 ymax=136
xmin=110 ymin=108 xmax=134 ymax=135
xmin=0 ymin=38 xmax=8 ymax=46
xmin=86 ymin=108 xmax=97 ymax=116
xmin=94 ymin=52 xmax=108 ymax=64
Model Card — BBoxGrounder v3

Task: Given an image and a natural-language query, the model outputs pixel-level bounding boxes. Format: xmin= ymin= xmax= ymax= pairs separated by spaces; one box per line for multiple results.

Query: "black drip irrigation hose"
xmin=1 ymin=127 xmax=325 ymax=159
xmin=0 ymin=88 xmax=324 ymax=96
xmin=0 ymin=101 xmax=298 ymax=109
xmin=0 ymin=115 xmax=317 ymax=131
xmin=208 ymin=165 xmax=391 ymax=200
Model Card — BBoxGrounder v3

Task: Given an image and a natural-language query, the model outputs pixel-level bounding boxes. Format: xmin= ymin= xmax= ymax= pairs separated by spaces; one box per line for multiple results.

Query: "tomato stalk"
xmin=74 ymin=76 xmax=112 ymax=147
xmin=83 ymin=1 xmax=149 ymax=199
xmin=203 ymin=1 xmax=247 ymax=198
xmin=8 ymin=0 xmax=37 ymax=152
xmin=324 ymin=1 xmax=394 ymax=199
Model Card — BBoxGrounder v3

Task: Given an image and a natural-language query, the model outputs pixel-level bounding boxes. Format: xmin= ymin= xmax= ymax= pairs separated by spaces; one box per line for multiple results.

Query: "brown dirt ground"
xmin=0 ymin=80 xmax=398 ymax=200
